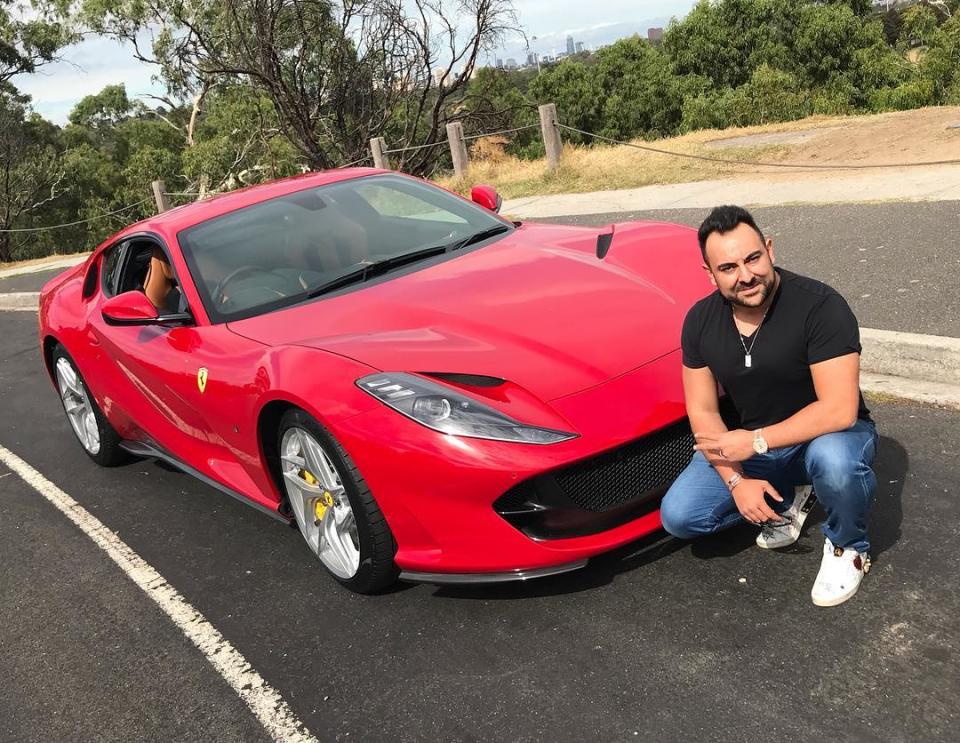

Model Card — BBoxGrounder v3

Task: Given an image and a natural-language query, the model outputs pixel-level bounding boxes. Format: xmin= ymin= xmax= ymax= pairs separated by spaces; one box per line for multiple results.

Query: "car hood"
xmin=227 ymin=221 xmax=713 ymax=401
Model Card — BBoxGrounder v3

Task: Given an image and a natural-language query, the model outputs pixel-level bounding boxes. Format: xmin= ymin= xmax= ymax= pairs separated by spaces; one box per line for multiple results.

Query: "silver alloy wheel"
xmin=280 ymin=427 xmax=360 ymax=579
xmin=55 ymin=357 xmax=101 ymax=455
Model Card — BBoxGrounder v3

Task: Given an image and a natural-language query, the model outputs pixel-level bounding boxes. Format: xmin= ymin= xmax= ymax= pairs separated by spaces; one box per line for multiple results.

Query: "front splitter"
xmin=398 ymin=559 xmax=589 ymax=585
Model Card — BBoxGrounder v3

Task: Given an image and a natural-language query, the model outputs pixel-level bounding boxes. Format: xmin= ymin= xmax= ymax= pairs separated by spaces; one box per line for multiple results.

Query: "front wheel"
xmin=52 ymin=345 xmax=129 ymax=466
xmin=277 ymin=409 xmax=398 ymax=593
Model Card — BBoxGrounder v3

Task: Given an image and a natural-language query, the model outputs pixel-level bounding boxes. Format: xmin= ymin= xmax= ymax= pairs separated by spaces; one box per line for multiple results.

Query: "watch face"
xmin=753 ymin=433 xmax=768 ymax=454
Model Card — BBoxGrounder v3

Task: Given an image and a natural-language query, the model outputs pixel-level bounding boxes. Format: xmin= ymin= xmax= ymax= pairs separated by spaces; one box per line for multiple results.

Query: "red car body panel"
xmin=39 ymin=169 xmax=713 ymax=578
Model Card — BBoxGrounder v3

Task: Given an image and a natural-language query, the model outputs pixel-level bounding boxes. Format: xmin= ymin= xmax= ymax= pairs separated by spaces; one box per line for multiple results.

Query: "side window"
xmin=117 ymin=240 xmax=185 ymax=316
xmin=101 ymin=242 xmax=126 ymax=297
xmin=353 ymin=183 xmax=468 ymax=225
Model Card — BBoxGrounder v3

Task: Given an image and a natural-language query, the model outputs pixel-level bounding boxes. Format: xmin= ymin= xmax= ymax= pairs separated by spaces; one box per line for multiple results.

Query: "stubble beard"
xmin=727 ymin=273 xmax=775 ymax=309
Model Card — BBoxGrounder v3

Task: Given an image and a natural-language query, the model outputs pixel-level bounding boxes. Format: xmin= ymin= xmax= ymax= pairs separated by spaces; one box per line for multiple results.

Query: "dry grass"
xmin=436 ymin=108 xmax=960 ymax=199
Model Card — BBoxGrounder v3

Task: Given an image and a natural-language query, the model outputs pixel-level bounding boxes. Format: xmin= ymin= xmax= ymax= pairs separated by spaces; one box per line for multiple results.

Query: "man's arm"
xmin=683 ymin=365 xmax=784 ymax=523
xmin=682 ymin=364 xmax=740 ymax=481
xmin=763 ymin=352 xmax=860 ymax=448
xmin=693 ymin=352 xmax=861 ymax=460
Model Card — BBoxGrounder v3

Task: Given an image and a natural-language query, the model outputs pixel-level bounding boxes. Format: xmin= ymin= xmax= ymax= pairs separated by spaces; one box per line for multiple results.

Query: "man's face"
xmin=703 ymin=222 xmax=777 ymax=308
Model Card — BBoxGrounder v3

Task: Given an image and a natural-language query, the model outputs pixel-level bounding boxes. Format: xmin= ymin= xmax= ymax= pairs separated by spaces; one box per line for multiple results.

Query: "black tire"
xmin=51 ymin=344 xmax=130 ymax=467
xmin=277 ymin=408 xmax=399 ymax=593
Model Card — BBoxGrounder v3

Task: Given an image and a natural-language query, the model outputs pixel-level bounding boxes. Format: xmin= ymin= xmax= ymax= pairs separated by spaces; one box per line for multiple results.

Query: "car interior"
xmin=104 ymin=239 xmax=186 ymax=315
xmin=179 ymin=181 xmax=474 ymax=318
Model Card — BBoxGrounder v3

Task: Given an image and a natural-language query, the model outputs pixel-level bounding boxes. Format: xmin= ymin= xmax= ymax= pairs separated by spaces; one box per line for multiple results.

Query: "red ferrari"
xmin=39 ymin=168 xmax=711 ymax=592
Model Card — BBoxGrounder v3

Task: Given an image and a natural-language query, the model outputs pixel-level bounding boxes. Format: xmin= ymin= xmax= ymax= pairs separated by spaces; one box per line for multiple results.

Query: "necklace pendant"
xmin=745 ymin=353 xmax=752 ymax=368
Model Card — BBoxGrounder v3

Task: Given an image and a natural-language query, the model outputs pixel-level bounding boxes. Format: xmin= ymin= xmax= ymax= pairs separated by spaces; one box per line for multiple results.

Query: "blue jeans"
xmin=660 ymin=419 xmax=878 ymax=553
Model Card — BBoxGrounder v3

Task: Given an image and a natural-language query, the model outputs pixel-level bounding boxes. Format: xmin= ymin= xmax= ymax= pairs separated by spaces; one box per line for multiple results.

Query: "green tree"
xmin=81 ymin=0 xmax=519 ymax=174
xmin=901 ymin=5 xmax=940 ymax=46
xmin=0 ymin=91 xmax=66 ymax=261
xmin=0 ymin=0 xmax=76 ymax=84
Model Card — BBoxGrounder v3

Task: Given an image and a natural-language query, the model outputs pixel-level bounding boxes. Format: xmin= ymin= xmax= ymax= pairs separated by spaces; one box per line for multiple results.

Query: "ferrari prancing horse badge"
xmin=197 ymin=367 xmax=208 ymax=393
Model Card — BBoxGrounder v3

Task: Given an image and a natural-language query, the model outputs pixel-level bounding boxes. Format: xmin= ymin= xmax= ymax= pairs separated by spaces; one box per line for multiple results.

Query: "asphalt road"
xmin=6 ymin=200 xmax=960 ymax=340
xmin=2 ymin=311 xmax=959 ymax=739
xmin=533 ymin=201 xmax=960 ymax=339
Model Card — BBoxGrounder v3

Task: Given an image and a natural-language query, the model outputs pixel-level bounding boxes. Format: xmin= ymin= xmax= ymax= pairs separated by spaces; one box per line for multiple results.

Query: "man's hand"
xmin=730 ymin=478 xmax=783 ymax=524
xmin=693 ymin=429 xmax=755 ymax=462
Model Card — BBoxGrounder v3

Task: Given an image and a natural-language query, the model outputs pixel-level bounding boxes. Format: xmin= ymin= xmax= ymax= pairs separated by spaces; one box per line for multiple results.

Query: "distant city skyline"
xmin=485 ymin=0 xmax=696 ymax=60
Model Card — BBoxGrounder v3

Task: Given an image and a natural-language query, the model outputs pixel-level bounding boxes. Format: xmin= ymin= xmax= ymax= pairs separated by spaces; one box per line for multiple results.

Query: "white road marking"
xmin=0 ymin=444 xmax=319 ymax=743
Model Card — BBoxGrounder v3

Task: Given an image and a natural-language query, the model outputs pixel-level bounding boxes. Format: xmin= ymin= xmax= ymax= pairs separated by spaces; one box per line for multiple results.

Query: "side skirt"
xmin=120 ymin=440 xmax=291 ymax=525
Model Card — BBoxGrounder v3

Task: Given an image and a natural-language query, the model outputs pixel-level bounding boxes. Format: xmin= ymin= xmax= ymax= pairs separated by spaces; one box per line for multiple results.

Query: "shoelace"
xmin=760 ymin=521 xmax=790 ymax=539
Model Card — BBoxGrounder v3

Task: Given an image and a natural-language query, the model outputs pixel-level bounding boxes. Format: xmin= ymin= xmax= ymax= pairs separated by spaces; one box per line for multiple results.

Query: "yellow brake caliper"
xmin=302 ymin=469 xmax=335 ymax=525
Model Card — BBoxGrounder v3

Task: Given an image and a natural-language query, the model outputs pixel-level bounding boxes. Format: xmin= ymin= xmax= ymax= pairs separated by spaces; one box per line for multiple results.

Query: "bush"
xmin=868 ymin=80 xmax=936 ymax=110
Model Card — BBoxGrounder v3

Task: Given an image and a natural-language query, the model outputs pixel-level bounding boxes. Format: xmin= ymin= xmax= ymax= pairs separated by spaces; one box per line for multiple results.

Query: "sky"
xmin=13 ymin=0 xmax=696 ymax=125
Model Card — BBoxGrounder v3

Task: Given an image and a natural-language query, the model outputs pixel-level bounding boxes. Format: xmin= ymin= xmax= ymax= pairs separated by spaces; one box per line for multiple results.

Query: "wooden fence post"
xmin=370 ymin=137 xmax=390 ymax=169
xmin=446 ymin=121 xmax=470 ymax=177
xmin=151 ymin=180 xmax=171 ymax=213
xmin=538 ymin=103 xmax=563 ymax=170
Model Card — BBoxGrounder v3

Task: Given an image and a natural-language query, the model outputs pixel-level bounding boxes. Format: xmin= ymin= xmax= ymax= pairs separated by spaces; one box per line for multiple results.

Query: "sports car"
xmin=39 ymin=168 xmax=712 ymax=593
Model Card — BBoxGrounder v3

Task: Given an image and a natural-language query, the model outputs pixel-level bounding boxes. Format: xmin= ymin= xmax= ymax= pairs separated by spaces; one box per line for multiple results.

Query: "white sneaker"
xmin=755 ymin=485 xmax=817 ymax=549
xmin=811 ymin=538 xmax=871 ymax=607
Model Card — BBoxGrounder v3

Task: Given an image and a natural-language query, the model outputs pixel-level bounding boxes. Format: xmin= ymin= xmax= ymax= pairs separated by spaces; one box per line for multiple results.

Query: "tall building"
xmin=526 ymin=52 xmax=536 ymax=67
xmin=566 ymin=35 xmax=575 ymax=55
xmin=575 ymin=41 xmax=585 ymax=54
xmin=495 ymin=57 xmax=504 ymax=69
xmin=505 ymin=58 xmax=517 ymax=69
xmin=647 ymin=27 xmax=664 ymax=44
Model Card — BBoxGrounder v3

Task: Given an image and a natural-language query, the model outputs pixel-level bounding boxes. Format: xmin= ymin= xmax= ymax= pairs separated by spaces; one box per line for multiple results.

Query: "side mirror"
xmin=471 ymin=184 xmax=502 ymax=213
xmin=102 ymin=291 xmax=193 ymax=327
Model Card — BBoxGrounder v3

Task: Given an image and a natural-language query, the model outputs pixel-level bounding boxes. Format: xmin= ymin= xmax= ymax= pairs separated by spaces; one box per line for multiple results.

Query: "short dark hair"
xmin=697 ymin=205 xmax=765 ymax=262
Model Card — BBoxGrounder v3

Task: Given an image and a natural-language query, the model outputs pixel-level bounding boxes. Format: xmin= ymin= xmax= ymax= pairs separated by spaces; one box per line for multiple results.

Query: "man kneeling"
xmin=661 ymin=205 xmax=878 ymax=607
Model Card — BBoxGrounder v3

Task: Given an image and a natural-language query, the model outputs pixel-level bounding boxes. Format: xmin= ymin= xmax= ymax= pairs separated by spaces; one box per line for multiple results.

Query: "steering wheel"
xmin=211 ymin=265 xmax=286 ymax=308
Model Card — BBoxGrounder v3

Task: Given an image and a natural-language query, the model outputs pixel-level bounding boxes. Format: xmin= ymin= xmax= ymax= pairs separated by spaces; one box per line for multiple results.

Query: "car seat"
xmin=143 ymin=251 xmax=179 ymax=313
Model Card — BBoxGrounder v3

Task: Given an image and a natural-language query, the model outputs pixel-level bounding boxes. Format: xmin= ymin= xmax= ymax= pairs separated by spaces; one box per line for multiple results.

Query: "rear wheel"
xmin=52 ymin=345 xmax=129 ymax=466
xmin=277 ymin=409 xmax=398 ymax=593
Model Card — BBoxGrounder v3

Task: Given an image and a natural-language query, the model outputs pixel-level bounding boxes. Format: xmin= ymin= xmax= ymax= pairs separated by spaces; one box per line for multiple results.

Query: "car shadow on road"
xmin=429 ymin=434 xmax=907 ymax=600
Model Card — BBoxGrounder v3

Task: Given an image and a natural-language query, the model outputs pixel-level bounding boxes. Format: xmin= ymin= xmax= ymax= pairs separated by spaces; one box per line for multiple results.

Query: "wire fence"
xmin=0 ymin=198 xmax=153 ymax=234
xmin=461 ymin=123 xmax=539 ymax=142
xmin=382 ymin=140 xmax=446 ymax=155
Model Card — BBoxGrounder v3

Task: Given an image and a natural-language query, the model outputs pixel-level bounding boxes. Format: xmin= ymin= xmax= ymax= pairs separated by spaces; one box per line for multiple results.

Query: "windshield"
xmin=177 ymin=174 xmax=510 ymax=323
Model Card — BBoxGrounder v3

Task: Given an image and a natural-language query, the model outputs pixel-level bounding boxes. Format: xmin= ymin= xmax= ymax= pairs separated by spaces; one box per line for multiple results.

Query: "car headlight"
xmin=357 ymin=372 xmax=576 ymax=444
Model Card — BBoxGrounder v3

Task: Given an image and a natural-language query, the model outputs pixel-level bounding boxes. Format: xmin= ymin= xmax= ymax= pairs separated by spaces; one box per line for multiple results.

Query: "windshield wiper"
xmin=306 ymin=244 xmax=449 ymax=299
xmin=305 ymin=226 xmax=511 ymax=300
xmin=446 ymin=224 xmax=510 ymax=252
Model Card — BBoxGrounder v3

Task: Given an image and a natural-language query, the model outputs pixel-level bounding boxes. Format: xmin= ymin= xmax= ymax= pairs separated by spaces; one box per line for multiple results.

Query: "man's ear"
xmin=765 ymin=237 xmax=775 ymax=265
xmin=702 ymin=262 xmax=717 ymax=287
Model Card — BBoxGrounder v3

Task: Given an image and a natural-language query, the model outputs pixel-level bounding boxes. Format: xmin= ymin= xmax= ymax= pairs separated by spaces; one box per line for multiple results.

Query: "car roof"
xmin=116 ymin=167 xmax=393 ymax=242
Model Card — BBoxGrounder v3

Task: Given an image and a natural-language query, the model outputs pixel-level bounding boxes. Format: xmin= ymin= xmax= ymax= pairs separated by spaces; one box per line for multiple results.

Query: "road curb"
xmin=0 ymin=292 xmax=39 ymax=311
xmin=860 ymin=328 xmax=960 ymax=386
xmin=0 ymin=254 xmax=87 ymax=280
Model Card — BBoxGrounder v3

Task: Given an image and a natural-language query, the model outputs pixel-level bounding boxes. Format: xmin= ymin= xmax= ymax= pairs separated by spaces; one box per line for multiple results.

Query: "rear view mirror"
xmin=471 ymin=184 xmax=503 ymax=213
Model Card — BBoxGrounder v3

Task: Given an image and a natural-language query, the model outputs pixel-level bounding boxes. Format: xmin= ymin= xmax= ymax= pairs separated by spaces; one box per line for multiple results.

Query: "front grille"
xmin=493 ymin=398 xmax=739 ymax=539
xmin=554 ymin=419 xmax=694 ymax=512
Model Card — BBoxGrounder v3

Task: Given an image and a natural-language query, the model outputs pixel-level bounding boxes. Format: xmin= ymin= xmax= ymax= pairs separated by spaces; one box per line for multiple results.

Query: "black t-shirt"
xmin=681 ymin=268 xmax=870 ymax=430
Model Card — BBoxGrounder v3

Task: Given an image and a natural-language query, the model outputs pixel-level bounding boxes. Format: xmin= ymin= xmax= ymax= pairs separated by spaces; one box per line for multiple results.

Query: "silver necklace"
xmin=734 ymin=306 xmax=769 ymax=368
